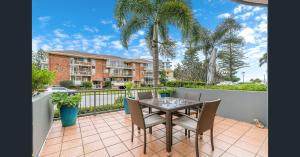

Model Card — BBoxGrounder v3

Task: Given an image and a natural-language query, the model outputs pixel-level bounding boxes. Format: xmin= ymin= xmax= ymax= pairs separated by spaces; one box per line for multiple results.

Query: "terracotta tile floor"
xmin=41 ymin=111 xmax=268 ymax=157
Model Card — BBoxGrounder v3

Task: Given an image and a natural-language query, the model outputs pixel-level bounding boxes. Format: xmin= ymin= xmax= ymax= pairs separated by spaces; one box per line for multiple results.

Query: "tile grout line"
xmin=78 ymin=117 xmax=88 ymax=157
xmin=219 ymin=121 xmax=258 ymax=156
xmin=89 ymin=115 xmax=112 ymax=157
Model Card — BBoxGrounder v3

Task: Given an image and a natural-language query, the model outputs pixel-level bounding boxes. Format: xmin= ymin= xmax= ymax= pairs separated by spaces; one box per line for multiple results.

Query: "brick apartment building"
xmin=47 ymin=51 xmax=170 ymax=88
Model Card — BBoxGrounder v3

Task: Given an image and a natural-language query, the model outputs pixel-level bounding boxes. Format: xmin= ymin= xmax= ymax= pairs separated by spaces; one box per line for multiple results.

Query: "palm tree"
xmin=190 ymin=17 xmax=242 ymax=85
xmin=114 ymin=0 xmax=195 ymax=87
xmin=259 ymin=52 xmax=267 ymax=67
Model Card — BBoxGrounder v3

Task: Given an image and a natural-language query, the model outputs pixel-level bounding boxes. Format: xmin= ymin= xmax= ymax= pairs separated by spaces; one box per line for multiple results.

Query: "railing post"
xmin=94 ymin=91 xmax=96 ymax=115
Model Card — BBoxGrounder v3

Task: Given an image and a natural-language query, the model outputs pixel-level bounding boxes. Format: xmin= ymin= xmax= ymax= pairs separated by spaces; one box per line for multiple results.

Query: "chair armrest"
xmin=144 ymin=113 xmax=158 ymax=118
xmin=176 ymin=112 xmax=198 ymax=121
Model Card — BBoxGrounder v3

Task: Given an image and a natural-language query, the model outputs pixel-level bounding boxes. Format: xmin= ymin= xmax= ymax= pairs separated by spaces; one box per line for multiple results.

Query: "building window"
xmin=104 ymin=69 xmax=108 ymax=73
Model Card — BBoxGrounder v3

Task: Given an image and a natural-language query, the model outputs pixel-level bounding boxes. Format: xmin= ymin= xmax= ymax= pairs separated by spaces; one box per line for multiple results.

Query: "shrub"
xmin=158 ymin=88 xmax=175 ymax=94
xmin=59 ymin=80 xmax=74 ymax=88
xmin=32 ymin=64 xmax=55 ymax=93
xmin=103 ymin=81 xmax=112 ymax=89
xmin=115 ymin=96 xmax=124 ymax=104
xmin=183 ymin=83 xmax=267 ymax=91
xmin=166 ymin=80 xmax=205 ymax=87
xmin=81 ymin=81 xmax=92 ymax=89
xmin=51 ymin=93 xmax=82 ymax=109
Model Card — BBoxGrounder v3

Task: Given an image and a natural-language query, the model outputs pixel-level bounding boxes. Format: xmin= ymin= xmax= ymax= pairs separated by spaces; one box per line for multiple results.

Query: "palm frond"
xmin=114 ymin=0 xmax=153 ymax=27
xmin=158 ymin=1 xmax=193 ymax=40
xmin=120 ymin=16 xmax=147 ymax=49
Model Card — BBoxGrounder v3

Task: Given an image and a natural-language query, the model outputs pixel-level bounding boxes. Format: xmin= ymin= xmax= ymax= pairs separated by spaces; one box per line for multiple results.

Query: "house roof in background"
xmin=48 ymin=50 xmax=152 ymax=63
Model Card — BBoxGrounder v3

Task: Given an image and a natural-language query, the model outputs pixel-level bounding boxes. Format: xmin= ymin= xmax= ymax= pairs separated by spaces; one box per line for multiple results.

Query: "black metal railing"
xmin=53 ymin=87 xmax=166 ymax=118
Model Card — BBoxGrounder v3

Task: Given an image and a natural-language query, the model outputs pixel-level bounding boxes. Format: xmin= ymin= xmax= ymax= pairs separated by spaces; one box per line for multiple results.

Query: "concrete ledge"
xmin=175 ymin=88 xmax=268 ymax=127
xmin=32 ymin=92 xmax=54 ymax=157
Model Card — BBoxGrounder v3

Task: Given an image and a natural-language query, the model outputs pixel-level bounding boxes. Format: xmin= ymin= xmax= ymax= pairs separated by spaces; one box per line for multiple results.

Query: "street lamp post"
xmin=242 ymin=72 xmax=245 ymax=83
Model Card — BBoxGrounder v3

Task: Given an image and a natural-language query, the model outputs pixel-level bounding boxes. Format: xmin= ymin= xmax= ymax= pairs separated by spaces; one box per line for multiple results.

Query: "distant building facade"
xmin=47 ymin=51 xmax=160 ymax=88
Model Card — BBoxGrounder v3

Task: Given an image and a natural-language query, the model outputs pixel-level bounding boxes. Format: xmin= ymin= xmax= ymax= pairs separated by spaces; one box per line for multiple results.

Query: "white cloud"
xmin=38 ymin=16 xmax=51 ymax=27
xmin=54 ymin=44 xmax=64 ymax=50
xmin=32 ymin=36 xmax=43 ymax=52
xmin=63 ymin=21 xmax=76 ymax=28
xmin=238 ymin=12 xmax=254 ymax=20
xmin=100 ymin=20 xmax=112 ymax=24
xmin=217 ymin=13 xmax=231 ymax=19
xmin=112 ymin=24 xmax=119 ymax=32
xmin=53 ymin=29 xmax=69 ymax=38
xmin=255 ymin=20 xmax=267 ymax=33
xmin=239 ymin=27 xmax=256 ymax=44
xmin=111 ymin=40 xmax=123 ymax=50
xmin=233 ymin=5 xmax=253 ymax=14
xmin=253 ymin=7 xmax=263 ymax=12
xmin=255 ymin=13 xmax=267 ymax=21
xmin=83 ymin=25 xmax=99 ymax=33
xmin=73 ymin=33 xmax=83 ymax=39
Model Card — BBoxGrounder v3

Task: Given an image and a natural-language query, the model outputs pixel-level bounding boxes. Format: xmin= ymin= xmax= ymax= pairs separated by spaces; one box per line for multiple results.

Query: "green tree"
xmin=191 ymin=17 xmax=241 ymax=85
xmin=218 ymin=18 xmax=248 ymax=81
xmin=159 ymin=70 xmax=168 ymax=85
xmin=114 ymin=0 xmax=195 ymax=87
xmin=32 ymin=49 xmax=48 ymax=69
xmin=250 ymin=78 xmax=262 ymax=83
xmin=259 ymin=52 xmax=267 ymax=67
xmin=32 ymin=64 xmax=55 ymax=94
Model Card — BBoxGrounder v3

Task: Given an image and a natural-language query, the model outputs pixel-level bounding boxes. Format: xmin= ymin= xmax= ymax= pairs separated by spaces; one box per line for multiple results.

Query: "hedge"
xmin=183 ymin=83 xmax=267 ymax=91
xmin=166 ymin=80 xmax=206 ymax=87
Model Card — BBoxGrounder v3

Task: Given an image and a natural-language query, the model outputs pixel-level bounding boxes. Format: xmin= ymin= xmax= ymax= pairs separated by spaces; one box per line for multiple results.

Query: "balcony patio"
xmin=40 ymin=111 xmax=268 ymax=157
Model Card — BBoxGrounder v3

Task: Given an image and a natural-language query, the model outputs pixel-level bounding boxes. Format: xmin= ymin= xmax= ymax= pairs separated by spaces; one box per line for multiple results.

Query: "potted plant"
xmin=123 ymin=81 xmax=135 ymax=114
xmin=51 ymin=93 xmax=81 ymax=127
xmin=158 ymin=88 xmax=175 ymax=97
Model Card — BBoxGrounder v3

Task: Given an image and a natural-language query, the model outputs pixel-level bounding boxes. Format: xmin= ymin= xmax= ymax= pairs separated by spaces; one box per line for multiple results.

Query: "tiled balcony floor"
xmin=41 ymin=111 xmax=268 ymax=157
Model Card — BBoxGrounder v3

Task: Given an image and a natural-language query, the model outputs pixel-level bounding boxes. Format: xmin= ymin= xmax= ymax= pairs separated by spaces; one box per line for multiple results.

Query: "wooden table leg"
xmin=166 ymin=111 xmax=172 ymax=153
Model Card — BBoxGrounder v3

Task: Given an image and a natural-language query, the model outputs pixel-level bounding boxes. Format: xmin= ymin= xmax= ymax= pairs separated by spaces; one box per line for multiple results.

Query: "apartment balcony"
xmin=106 ymin=64 xmax=134 ymax=69
xmin=71 ymin=71 xmax=92 ymax=76
xmin=109 ymin=73 xmax=133 ymax=77
xmin=72 ymin=61 xmax=92 ymax=66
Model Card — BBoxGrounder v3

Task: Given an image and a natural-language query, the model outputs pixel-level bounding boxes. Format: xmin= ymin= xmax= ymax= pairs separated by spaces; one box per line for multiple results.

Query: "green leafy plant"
xmin=32 ymin=64 xmax=55 ymax=94
xmin=115 ymin=96 xmax=124 ymax=104
xmin=81 ymin=81 xmax=92 ymax=89
xmin=59 ymin=80 xmax=74 ymax=88
xmin=103 ymin=80 xmax=112 ymax=89
xmin=158 ymin=88 xmax=175 ymax=94
xmin=125 ymin=81 xmax=134 ymax=98
xmin=51 ymin=93 xmax=82 ymax=109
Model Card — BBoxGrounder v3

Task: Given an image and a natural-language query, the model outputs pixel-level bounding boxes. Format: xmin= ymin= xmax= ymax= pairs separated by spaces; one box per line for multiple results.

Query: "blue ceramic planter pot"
xmin=124 ymin=96 xmax=135 ymax=114
xmin=60 ymin=106 xmax=78 ymax=127
xmin=160 ymin=93 xmax=170 ymax=97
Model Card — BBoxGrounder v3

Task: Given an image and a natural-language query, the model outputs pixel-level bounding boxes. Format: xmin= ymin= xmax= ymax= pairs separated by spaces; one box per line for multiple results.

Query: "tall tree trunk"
xmin=152 ymin=23 xmax=159 ymax=88
xmin=207 ymin=48 xmax=217 ymax=85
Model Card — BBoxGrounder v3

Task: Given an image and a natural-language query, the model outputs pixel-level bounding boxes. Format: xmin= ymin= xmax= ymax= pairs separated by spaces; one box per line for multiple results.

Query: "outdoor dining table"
xmin=139 ymin=97 xmax=203 ymax=155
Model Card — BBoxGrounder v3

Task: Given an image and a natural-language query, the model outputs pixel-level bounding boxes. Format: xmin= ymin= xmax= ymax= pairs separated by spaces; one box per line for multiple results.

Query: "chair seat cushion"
xmin=145 ymin=114 xmax=166 ymax=128
xmin=173 ymin=116 xmax=198 ymax=132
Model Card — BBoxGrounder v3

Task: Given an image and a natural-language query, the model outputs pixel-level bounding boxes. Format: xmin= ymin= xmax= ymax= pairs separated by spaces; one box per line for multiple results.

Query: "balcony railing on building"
xmin=109 ymin=73 xmax=133 ymax=77
xmin=106 ymin=63 xmax=133 ymax=69
xmin=72 ymin=61 xmax=92 ymax=66
xmin=71 ymin=71 xmax=92 ymax=76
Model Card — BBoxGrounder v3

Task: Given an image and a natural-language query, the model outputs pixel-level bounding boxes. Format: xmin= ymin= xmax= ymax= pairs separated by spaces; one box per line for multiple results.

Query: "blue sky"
xmin=32 ymin=0 xmax=267 ymax=82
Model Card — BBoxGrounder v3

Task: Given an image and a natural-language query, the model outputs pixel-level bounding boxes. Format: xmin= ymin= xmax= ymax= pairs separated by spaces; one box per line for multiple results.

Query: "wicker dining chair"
xmin=126 ymin=98 xmax=166 ymax=154
xmin=172 ymin=99 xmax=221 ymax=157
